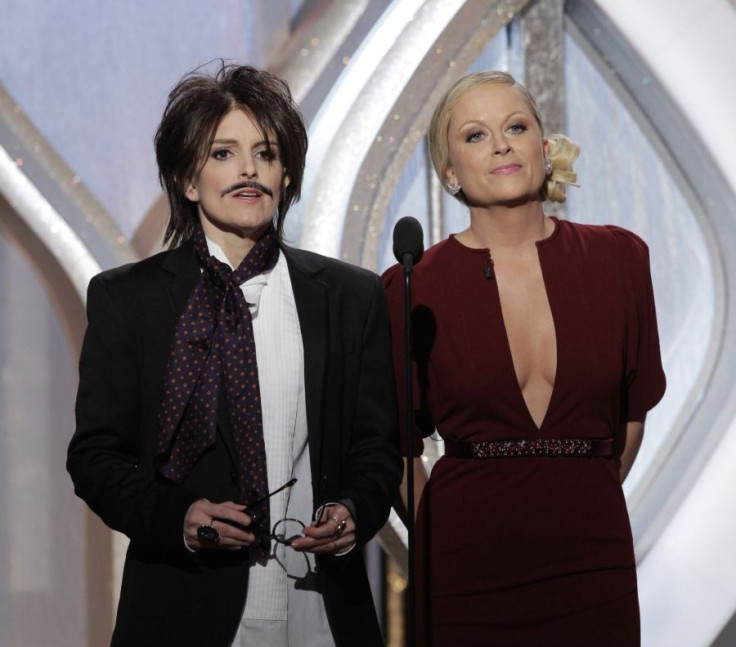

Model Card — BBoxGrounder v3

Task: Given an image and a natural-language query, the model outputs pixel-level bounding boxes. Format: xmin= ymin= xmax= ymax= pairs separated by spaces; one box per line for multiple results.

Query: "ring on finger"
xmin=332 ymin=516 xmax=347 ymax=537
xmin=197 ymin=523 xmax=220 ymax=542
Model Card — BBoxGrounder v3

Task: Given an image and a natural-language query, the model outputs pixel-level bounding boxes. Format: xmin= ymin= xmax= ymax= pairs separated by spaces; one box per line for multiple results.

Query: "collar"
xmin=205 ymin=236 xmax=275 ymax=316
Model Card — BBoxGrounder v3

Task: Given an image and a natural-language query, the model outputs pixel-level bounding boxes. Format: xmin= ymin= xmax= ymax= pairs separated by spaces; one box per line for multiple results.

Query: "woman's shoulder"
xmin=381 ymin=238 xmax=460 ymax=288
xmin=559 ymin=218 xmax=650 ymax=260
xmin=90 ymin=244 xmax=194 ymax=297
xmin=283 ymin=245 xmax=377 ymax=285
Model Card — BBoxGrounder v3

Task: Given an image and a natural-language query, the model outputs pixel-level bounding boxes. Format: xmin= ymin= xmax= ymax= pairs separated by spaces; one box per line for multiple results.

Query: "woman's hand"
xmin=183 ymin=499 xmax=255 ymax=551
xmin=290 ymin=503 xmax=356 ymax=555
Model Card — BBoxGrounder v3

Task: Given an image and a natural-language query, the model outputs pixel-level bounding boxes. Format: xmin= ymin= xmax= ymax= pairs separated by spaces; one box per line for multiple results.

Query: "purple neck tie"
xmin=157 ymin=222 xmax=278 ymax=551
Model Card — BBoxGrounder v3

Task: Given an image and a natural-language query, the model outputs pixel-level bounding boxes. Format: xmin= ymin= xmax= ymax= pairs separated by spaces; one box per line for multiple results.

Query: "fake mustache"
xmin=220 ymin=181 xmax=274 ymax=198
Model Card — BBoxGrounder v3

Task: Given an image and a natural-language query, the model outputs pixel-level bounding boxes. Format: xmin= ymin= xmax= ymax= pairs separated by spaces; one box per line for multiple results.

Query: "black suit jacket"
xmin=67 ymin=241 xmax=401 ymax=646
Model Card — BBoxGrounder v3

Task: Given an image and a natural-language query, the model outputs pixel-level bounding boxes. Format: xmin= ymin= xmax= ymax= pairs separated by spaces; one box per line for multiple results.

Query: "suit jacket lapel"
xmin=161 ymin=240 xmax=200 ymax=321
xmin=283 ymin=247 xmax=328 ymax=489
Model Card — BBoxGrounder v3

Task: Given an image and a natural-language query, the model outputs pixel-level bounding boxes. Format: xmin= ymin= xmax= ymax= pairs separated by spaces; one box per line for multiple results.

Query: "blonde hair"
xmin=544 ymin=133 xmax=579 ymax=202
xmin=427 ymin=71 xmax=579 ymax=204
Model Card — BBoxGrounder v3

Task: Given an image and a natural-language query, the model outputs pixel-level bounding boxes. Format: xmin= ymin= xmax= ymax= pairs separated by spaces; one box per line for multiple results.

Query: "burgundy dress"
xmin=382 ymin=218 xmax=665 ymax=646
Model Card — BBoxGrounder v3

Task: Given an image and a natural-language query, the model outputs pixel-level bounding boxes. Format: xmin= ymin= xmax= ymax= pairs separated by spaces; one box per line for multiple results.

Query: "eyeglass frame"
xmin=269 ymin=517 xmax=306 ymax=546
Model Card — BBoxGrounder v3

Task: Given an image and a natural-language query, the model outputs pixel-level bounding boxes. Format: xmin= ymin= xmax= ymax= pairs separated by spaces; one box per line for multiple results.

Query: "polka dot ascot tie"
xmin=156 ymin=222 xmax=278 ymax=551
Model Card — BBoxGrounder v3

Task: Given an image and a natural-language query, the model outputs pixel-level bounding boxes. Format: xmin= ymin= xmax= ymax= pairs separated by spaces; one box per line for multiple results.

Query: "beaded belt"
xmin=444 ymin=437 xmax=613 ymax=459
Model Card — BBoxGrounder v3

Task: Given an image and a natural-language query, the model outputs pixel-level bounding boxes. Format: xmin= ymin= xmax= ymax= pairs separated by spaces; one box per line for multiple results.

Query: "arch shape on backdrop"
xmin=293 ymin=0 xmax=531 ymax=261
xmin=0 ymin=81 xmax=136 ymax=645
xmin=0 ymin=84 xmax=135 ymax=351
xmin=567 ymin=1 xmax=736 ymax=644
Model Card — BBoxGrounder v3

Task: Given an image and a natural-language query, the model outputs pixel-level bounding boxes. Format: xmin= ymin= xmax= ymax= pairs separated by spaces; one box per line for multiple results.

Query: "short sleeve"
xmin=381 ymin=265 xmax=433 ymax=456
xmin=612 ymin=227 xmax=666 ymax=421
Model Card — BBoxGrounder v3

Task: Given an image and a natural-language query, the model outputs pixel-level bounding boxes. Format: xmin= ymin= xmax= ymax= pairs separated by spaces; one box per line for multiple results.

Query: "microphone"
xmin=392 ymin=216 xmax=424 ymax=647
xmin=392 ymin=216 xmax=424 ymax=272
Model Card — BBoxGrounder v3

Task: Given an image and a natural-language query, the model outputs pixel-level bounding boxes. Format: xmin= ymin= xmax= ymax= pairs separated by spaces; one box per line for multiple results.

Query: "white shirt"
xmin=206 ymin=239 xmax=334 ymax=647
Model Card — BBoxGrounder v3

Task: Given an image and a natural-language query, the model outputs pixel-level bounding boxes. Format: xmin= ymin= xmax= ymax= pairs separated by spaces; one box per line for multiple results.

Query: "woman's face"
xmin=185 ymin=108 xmax=288 ymax=247
xmin=445 ymin=83 xmax=547 ymax=208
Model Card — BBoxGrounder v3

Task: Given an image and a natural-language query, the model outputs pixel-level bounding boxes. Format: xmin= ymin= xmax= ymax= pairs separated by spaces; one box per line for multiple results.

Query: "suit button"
xmin=230 ymin=470 xmax=238 ymax=484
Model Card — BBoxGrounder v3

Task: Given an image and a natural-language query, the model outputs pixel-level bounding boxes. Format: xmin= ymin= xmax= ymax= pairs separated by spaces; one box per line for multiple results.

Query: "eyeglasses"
xmin=249 ymin=480 xmax=320 ymax=590
xmin=245 ymin=477 xmax=297 ymax=513
xmin=244 ymin=479 xmax=309 ymax=547
xmin=270 ymin=518 xmax=306 ymax=546
xmin=243 ymin=477 xmax=298 ymax=529
xmin=268 ymin=526 xmax=321 ymax=592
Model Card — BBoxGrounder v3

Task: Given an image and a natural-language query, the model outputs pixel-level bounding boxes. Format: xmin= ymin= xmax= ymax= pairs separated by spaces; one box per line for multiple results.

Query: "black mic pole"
xmin=403 ymin=254 xmax=416 ymax=647
xmin=392 ymin=216 xmax=424 ymax=647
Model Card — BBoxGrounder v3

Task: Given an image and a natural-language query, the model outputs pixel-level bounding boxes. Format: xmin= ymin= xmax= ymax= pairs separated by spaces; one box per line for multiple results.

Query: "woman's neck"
xmin=199 ymin=214 xmax=263 ymax=268
xmin=458 ymin=202 xmax=551 ymax=251
xmin=217 ymin=237 xmax=254 ymax=269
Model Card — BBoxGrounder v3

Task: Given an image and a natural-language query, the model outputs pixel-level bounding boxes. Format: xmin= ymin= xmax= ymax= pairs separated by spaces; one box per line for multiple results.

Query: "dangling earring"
xmin=544 ymin=157 xmax=553 ymax=176
xmin=445 ymin=181 xmax=461 ymax=196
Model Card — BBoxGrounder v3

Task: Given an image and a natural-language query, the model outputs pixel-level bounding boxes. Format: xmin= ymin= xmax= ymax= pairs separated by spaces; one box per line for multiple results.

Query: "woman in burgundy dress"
xmin=382 ymin=71 xmax=665 ymax=646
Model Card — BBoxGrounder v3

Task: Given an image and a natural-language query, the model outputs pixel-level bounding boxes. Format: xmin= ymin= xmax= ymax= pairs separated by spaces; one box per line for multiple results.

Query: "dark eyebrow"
xmin=210 ymin=138 xmax=279 ymax=149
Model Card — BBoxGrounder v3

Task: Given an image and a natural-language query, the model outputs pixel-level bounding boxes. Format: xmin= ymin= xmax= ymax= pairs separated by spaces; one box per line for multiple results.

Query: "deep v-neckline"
xmin=495 ymin=251 xmax=559 ymax=432
xmin=451 ymin=217 xmax=560 ymax=432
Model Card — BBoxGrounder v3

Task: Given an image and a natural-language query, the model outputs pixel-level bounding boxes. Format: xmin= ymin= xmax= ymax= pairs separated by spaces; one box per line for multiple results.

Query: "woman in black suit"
xmin=67 ymin=63 xmax=401 ymax=647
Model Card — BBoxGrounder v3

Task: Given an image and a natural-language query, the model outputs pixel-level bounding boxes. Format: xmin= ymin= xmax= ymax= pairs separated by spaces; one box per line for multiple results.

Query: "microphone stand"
xmin=401 ymin=252 xmax=416 ymax=647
